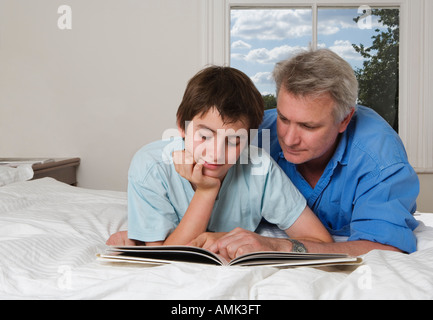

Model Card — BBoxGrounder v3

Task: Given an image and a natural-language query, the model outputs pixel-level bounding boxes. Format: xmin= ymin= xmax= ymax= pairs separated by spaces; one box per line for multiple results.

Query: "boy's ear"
xmin=177 ymin=121 xmax=185 ymax=139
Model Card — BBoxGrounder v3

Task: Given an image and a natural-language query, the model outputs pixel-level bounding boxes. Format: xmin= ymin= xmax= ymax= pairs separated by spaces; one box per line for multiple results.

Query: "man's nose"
xmin=283 ymin=124 xmax=301 ymax=147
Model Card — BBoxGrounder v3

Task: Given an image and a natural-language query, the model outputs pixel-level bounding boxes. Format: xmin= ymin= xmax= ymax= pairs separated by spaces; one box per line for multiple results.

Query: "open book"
xmin=97 ymin=245 xmax=362 ymax=268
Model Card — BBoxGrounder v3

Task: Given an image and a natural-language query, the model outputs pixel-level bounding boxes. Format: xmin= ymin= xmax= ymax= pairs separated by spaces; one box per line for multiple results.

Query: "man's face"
xmin=178 ymin=108 xmax=249 ymax=181
xmin=276 ymin=88 xmax=353 ymax=167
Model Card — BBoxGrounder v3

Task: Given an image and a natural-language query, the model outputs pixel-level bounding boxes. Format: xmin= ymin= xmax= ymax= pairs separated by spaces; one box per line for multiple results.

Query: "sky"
xmin=230 ymin=7 xmax=394 ymax=95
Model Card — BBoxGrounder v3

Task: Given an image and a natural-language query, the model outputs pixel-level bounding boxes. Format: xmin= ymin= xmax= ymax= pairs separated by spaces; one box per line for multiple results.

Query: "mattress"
xmin=0 ymin=178 xmax=432 ymax=300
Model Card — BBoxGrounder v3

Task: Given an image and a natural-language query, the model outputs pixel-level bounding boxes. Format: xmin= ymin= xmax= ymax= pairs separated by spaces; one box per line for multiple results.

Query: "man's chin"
xmin=283 ymin=153 xmax=308 ymax=165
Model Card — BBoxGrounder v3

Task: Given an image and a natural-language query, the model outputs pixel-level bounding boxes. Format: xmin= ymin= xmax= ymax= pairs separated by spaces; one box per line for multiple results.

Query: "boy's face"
xmin=178 ymin=108 xmax=249 ymax=181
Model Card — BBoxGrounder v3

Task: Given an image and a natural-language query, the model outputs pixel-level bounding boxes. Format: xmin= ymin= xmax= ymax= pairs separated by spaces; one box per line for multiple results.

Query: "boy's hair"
xmin=177 ymin=66 xmax=264 ymax=131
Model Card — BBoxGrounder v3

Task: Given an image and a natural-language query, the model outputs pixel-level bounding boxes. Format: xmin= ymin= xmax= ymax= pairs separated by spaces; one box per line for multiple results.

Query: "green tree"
xmin=262 ymin=94 xmax=277 ymax=110
xmin=353 ymin=9 xmax=400 ymax=132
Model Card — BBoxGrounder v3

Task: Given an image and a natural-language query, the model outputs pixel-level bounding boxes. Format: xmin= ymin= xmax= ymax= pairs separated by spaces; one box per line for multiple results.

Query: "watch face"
xmin=291 ymin=240 xmax=307 ymax=253
xmin=295 ymin=245 xmax=307 ymax=253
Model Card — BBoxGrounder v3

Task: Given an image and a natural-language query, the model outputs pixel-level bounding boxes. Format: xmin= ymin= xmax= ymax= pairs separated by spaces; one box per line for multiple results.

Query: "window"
xmin=203 ymin=0 xmax=433 ymax=172
xmin=231 ymin=8 xmax=312 ymax=97
xmin=230 ymin=7 xmax=400 ymax=131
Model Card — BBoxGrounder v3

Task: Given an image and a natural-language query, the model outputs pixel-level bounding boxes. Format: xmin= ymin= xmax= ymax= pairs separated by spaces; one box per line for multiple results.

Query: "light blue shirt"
xmin=127 ymin=137 xmax=307 ymax=242
xmin=256 ymin=106 xmax=420 ymax=253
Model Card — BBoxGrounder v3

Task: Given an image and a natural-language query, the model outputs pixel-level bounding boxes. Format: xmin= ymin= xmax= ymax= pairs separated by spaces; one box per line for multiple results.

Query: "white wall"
xmin=418 ymin=174 xmax=433 ymax=212
xmin=0 ymin=0 xmax=432 ymax=211
xmin=0 ymin=0 xmax=204 ymax=191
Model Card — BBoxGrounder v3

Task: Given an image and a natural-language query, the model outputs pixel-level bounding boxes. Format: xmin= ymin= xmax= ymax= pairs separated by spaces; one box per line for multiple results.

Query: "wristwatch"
xmin=287 ymin=239 xmax=308 ymax=253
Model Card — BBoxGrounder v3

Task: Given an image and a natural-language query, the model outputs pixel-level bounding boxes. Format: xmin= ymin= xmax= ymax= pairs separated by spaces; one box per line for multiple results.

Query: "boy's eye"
xmin=226 ymin=137 xmax=241 ymax=147
xmin=197 ymin=130 xmax=213 ymax=141
xmin=200 ymin=134 xmax=211 ymax=140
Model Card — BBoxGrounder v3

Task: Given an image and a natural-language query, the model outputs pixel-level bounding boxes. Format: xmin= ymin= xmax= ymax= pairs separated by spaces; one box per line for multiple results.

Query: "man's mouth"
xmin=283 ymin=147 xmax=307 ymax=156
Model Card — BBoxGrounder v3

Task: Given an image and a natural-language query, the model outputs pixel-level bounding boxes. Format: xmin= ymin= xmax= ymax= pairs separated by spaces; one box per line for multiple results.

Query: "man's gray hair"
xmin=273 ymin=49 xmax=359 ymax=123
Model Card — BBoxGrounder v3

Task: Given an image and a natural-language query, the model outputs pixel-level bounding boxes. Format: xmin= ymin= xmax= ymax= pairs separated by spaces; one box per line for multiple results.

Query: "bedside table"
xmin=32 ymin=158 xmax=81 ymax=186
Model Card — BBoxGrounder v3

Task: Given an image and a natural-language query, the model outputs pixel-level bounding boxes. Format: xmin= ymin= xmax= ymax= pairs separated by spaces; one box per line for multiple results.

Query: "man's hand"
xmin=172 ymin=150 xmax=221 ymax=191
xmin=206 ymin=228 xmax=292 ymax=261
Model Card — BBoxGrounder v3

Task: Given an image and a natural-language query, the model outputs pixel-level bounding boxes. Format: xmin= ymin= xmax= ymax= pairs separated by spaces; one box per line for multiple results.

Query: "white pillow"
xmin=0 ymin=165 xmax=34 ymax=186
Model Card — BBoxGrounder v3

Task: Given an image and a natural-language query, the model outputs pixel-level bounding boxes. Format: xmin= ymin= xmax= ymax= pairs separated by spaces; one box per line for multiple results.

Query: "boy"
xmin=107 ymin=66 xmax=332 ymax=250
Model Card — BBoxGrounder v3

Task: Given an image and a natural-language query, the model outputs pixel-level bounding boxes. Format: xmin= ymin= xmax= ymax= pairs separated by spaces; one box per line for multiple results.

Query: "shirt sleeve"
xmin=127 ymin=164 xmax=179 ymax=243
xmin=349 ymin=163 xmax=420 ymax=253
xmin=259 ymin=155 xmax=307 ymax=231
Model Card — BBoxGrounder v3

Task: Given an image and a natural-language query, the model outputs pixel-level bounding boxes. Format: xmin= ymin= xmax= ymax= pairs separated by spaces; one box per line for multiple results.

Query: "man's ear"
xmin=338 ymin=108 xmax=355 ymax=133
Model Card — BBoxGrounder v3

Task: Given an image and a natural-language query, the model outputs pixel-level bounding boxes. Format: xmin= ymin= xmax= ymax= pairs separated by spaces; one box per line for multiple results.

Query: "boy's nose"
xmin=212 ymin=138 xmax=226 ymax=164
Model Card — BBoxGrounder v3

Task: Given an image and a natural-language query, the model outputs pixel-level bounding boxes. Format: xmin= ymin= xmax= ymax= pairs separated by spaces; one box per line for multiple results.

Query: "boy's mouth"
xmin=203 ymin=162 xmax=224 ymax=170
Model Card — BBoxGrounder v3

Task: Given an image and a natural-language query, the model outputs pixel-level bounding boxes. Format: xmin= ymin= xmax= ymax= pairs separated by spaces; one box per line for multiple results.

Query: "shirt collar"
xmin=333 ymin=129 xmax=350 ymax=166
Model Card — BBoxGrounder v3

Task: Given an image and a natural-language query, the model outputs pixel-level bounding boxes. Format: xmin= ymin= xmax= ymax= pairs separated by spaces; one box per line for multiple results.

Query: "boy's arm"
xmin=163 ymin=186 xmax=219 ymax=245
xmin=164 ymin=150 xmax=220 ymax=245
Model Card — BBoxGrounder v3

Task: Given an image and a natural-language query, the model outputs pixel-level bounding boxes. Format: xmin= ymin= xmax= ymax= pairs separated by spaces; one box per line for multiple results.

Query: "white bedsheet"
xmin=0 ymin=178 xmax=432 ymax=300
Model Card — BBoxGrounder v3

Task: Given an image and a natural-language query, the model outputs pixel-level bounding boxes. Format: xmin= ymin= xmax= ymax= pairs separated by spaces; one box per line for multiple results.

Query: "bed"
xmin=0 ymin=177 xmax=432 ymax=300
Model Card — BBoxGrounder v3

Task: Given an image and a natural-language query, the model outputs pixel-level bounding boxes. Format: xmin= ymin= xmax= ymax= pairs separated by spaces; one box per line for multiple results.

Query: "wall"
xmin=0 ymin=0 xmax=432 ymax=211
xmin=0 ymin=0 xmax=204 ymax=191
xmin=418 ymin=175 xmax=433 ymax=212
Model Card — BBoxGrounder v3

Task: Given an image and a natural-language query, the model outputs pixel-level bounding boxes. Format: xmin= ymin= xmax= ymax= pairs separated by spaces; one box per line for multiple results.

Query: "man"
xmin=192 ymin=49 xmax=419 ymax=259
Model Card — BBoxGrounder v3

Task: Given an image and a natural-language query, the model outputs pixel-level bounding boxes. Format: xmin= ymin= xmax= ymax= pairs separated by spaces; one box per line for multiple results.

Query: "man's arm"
xmin=300 ymin=239 xmax=402 ymax=256
xmin=199 ymin=228 xmax=402 ymax=261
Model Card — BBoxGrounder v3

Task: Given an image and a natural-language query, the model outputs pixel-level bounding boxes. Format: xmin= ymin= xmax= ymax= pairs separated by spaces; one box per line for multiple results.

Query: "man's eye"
xmin=278 ymin=115 xmax=289 ymax=123
xmin=302 ymin=124 xmax=318 ymax=130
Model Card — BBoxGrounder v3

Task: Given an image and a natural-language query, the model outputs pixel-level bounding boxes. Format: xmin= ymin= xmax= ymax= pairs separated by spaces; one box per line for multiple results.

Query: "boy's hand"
xmin=106 ymin=231 xmax=138 ymax=246
xmin=188 ymin=232 xmax=228 ymax=250
xmin=172 ymin=150 xmax=221 ymax=192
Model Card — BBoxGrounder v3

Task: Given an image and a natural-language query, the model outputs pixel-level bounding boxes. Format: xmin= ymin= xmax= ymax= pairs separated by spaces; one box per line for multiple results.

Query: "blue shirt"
xmin=256 ymin=106 xmax=420 ymax=253
xmin=127 ymin=138 xmax=307 ymax=242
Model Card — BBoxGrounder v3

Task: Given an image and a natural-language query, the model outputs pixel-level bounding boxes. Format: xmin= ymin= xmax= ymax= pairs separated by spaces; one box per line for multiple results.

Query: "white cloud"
xmin=231 ymin=9 xmax=312 ymax=41
xmin=231 ymin=40 xmax=252 ymax=50
xmin=318 ymin=23 xmax=341 ymax=36
xmin=231 ymin=53 xmax=246 ymax=61
xmin=328 ymin=40 xmax=363 ymax=61
xmin=317 ymin=9 xmax=388 ymax=35
xmin=251 ymin=72 xmax=274 ymax=85
xmin=231 ymin=8 xmax=390 ymax=42
xmin=244 ymin=45 xmax=307 ymax=64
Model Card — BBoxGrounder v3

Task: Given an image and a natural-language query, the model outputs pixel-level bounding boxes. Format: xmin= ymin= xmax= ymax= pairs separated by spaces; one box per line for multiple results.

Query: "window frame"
xmin=201 ymin=0 xmax=433 ymax=173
